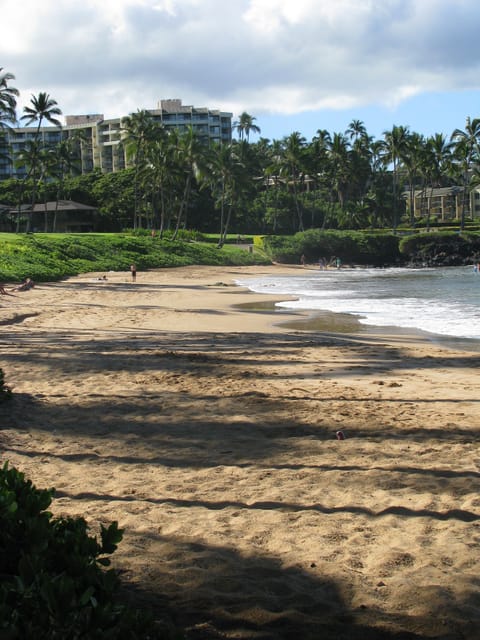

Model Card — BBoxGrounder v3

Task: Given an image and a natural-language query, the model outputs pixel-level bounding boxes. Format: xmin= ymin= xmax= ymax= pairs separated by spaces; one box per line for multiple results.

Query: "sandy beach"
xmin=1 ymin=264 xmax=479 ymax=639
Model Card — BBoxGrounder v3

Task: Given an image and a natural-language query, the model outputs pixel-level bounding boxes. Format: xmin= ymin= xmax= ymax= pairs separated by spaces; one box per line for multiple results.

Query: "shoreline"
xmin=233 ymin=266 xmax=480 ymax=354
xmin=1 ymin=264 xmax=479 ymax=638
xmin=237 ymin=299 xmax=480 ymax=354
xmin=3 ymin=261 xmax=478 ymax=347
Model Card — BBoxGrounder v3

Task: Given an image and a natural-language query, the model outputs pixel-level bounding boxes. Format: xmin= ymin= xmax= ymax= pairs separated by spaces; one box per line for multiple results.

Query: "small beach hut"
xmin=9 ymin=200 xmax=99 ymax=233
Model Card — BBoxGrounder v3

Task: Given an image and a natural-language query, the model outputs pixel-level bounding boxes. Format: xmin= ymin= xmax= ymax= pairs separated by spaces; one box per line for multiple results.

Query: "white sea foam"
xmin=236 ymin=266 xmax=480 ymax=340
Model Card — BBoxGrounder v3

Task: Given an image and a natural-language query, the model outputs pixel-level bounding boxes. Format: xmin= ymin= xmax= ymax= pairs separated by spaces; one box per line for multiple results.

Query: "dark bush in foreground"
xmin=0 ymin=463 xmax=174 ymax=639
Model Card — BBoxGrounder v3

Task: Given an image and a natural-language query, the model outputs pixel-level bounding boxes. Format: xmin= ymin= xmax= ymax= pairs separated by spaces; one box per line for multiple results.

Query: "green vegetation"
xmin=3 ymin=67 xmax=480 ymax=273
xmin=3 ymin=67 xmax=480 ymax=238
xmin=263 ymin=229 xmax=401 ymax=265
xmin=260 ymin=228 xmax=480 ymax=266
xmin=398 ymin=230 xmax=480 ymax=265
xmin=0 ymin=462 xmax=175 ymax=638
xmin=2 ymin=228 xmax=480 ymax=283
xmin=0 ymin=232 xmax=270 ymax=282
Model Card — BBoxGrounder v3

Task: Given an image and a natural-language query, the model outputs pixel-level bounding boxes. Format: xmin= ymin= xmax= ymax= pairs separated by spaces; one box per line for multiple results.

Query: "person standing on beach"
xmin=130 ymin=264 xmax=137 ymax=282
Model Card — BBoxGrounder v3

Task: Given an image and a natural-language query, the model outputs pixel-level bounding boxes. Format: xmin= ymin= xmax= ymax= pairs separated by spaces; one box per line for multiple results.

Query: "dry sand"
xmin=1 ymin=264 xmax=479 ymax=639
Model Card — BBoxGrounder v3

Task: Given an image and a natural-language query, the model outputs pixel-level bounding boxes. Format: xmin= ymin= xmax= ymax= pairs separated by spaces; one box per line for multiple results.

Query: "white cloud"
xmin=2 ymin=0 xmax=480 ymax=124
xmin=243 ymin=0 xmax=376 ymax=33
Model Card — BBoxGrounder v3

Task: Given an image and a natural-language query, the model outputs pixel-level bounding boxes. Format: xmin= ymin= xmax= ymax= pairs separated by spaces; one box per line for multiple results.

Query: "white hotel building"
xmin=0 ymin=99 xmax=233 ymax=180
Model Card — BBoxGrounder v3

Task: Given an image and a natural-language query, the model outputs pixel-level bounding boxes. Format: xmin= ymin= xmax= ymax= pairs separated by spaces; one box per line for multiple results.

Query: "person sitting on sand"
xmin=11 ymin=278 xmax=35 ymax=292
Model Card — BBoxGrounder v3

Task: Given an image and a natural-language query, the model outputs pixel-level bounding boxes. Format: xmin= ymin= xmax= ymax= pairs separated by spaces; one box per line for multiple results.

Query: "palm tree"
xmin=345 ymin=122 xmax=374 ymax=205
xmin=205 ymin=143 xmax=245 ymax=247
xmin=66 ymin=129 xmax=90 ymax=175
xmin=309 ymin=128 xmax=331 ymax=179
xmin=417 ymin=134 xmax=452 ymax=228
xmin=450 ymin=117 xmax=480 ymax=230
xmin=0 ymin=68 xmax=19 ymax=128
xmin=382 ymin=125 xmax=409 ymax=232
xmin=121 ymin=110 xmax=159 ymax=228
xmin=234 ymin=112 xmax=261 ymax=142
xmin=49 ymin=138 xmax=82 ymax=231
xmin=140 ymin=127 xmax=175 ymax=234
xmin=327 ymin=132 xmax=351 ymax=211
xmin=0 ymin=69 xmax=19 ymax=177
xmin=346 ymin=119 xmax=367 ymax=148
xmin=171 ymin=126 xmax=205 ymax=240
xmin=401 ymin=131 xmax=426 ymax=227
xmin=14 ymin=139 xmax=48 ymax=231
xmin=19 ymin=92 xmax=62 ymax=230
xmin=304 ymin=129 xmax=332 ymax=228
xmin=280 ymin=132 xmax=307 ymax=231
xmin=261 ymin=139 xmax=285 ymax=232
xmin=21 ymin=91 xmax=62 ymax=132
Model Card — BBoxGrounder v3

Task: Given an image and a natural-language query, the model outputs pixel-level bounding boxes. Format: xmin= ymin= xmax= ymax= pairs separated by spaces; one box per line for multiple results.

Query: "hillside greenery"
xmin=0 ymin=231 xmax=270 ymax=282
xmin=2 ymin=228 xmax=480 ymax=283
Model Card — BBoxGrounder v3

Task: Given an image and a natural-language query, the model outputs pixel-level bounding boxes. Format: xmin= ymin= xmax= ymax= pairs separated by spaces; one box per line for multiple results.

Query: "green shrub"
xmin=0 ymin=232 xmax=270 ymax=282
xmin=399 ymin=231 xmax=480 ymax=264
xmin=0 ymin=463 xmax=171 ymax=638
xmin=263 ymin=229 xmax=401 ymax=266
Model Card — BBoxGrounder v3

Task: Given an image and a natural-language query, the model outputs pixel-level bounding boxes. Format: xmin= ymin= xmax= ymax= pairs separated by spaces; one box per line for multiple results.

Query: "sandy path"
xmin=1 ymin=265 xmax=479 ymax=639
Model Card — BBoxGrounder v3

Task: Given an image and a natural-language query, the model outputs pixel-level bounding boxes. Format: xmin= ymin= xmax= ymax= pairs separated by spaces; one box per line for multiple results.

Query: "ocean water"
xmin=235 ymin=266 xmax=480 ymax=342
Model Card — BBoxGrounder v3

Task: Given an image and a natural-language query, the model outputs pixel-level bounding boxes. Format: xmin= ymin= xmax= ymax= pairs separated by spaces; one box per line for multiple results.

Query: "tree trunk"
xmin=172 ymin=175 xmax=191 ymax=241
xmin=217 ymin=181 xmax=226 ymax=248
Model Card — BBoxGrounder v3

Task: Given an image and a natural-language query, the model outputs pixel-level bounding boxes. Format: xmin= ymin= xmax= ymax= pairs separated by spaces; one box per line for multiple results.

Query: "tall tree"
xmin=345 ymin=121 xmax=374 ymax=204
xmin=171 ymin=126 xmax=205 ymax=240
xmin=0 ymin=68 xmax=19 ymax=176
xmin=450 ymin=117 xmax=480 ymax=230
xmin=382 ymin=125 xmax=409 ymax=232
xmin=66 ymin=128 xmax=90 ymax=175
xmin=428 ymin=133 xmax=452 ymax=187
xmin=14 ymin=140 xmax=48 ymax=231
xmin=121 ymin=109 xmax=159 ymax=228
xmin=19 ymin=92 xmax=62 ymax=230
xmin=234 ymin=112 xmax=261 ymax=142
xmin=140 ymin=127 xmax=175 ymax=234
xmin=327 ymin=132 xmax=351 ymax=210
xmin=401 ymin=131 xmax=425 ymax=227
xmin=346 ymin=119 xmax=367 ymax=148
xmin=0 ymin=68 xmax=19 ymax=128
xmin=306 ymin=129 xmax=333 ymax=228
xmin=206 ymin=142 xmax=245 ymax=247
xmin=261 ymin=139 xmax=285 ymax=232
xmin=49 ymin=137 xmax=82 ymax=231
xmin=21 ymin=92 xmax=62 ymax=133
xmin=417 ymin=134 xmax=452 ymax=228
xmin=280 ymin=132 xmax=307 ymax=231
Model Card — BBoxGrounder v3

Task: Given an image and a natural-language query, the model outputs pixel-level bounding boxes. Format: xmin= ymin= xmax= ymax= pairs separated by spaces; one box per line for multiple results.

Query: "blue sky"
xmin=257 ymin=89 xmax=480 ymax=143
xmin=2 ymin=0 xmax=480 ymax=144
